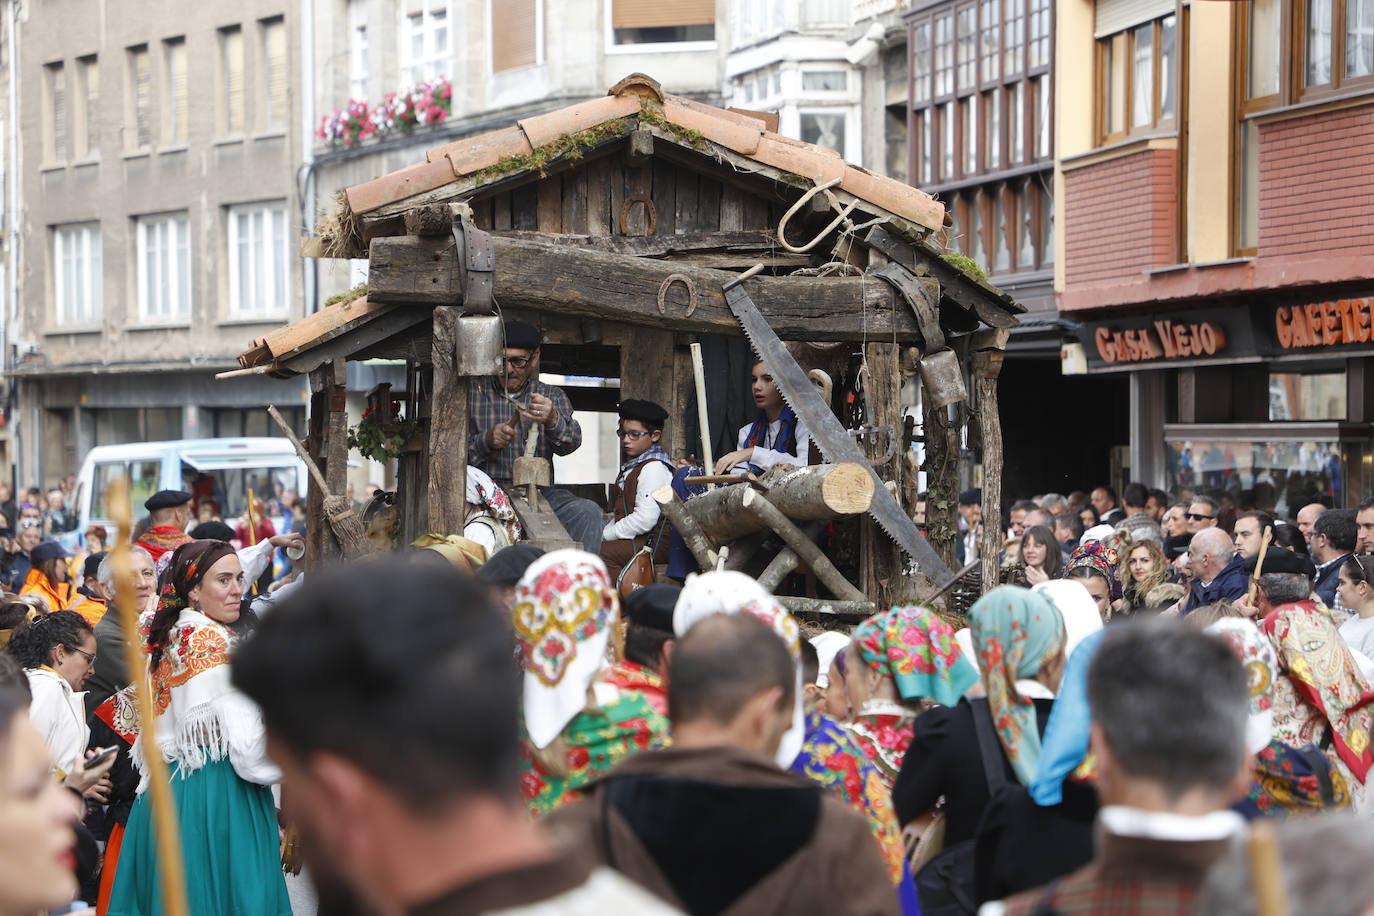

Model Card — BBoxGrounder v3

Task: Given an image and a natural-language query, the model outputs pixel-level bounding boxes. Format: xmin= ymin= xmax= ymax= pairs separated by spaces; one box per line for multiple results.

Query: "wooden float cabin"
xmin=228 ymin=73 xmax=1023 ymax=612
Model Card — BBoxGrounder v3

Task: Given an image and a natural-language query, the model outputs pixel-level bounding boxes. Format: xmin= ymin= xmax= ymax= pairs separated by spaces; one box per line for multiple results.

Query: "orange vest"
xmin=19 ymin=568 xmax=104 ymax=625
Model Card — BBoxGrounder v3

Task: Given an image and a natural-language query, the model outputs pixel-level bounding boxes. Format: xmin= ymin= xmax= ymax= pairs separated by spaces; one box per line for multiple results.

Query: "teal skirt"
xmin=108 ymin=758 xmax=291 ymax=916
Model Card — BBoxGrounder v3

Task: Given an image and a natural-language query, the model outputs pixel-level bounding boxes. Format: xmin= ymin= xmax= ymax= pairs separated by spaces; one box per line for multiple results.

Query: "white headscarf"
xmin=512 ymin=549 xmax=619 ymax=749
xmin=1033 ymin=580 xmax=1105 ymax=661
xmin=810 ymin=631 xmax=850 ymax=689
xmin=673 ymin=570 xmax=806 ymax=768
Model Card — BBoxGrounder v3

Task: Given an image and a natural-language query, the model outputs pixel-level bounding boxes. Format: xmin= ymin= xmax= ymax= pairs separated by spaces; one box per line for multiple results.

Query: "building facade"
xmin=904 ymin=0 xmax=1129 ymax=497
xmin=1056 ymin=0 xmax=1374 ymax=512
xmin=12 ymin=0 xmax=308 ymax=487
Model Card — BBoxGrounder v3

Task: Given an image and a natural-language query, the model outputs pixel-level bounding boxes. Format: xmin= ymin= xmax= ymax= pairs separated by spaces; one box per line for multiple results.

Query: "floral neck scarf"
xmin=1262 ymin=600 xmax=1374 ymax=783
xmin=969 ymin=586 xmax=1065 ymax=785
xmin=513 ymin=550 xmax=619 ymax=749
xmin=853 ymin=605 xmax=979 ymax=707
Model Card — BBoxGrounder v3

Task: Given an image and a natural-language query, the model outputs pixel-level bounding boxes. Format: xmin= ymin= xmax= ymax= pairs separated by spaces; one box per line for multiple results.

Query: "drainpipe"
xmin=6 ymin=0 xmax=19 ymax=489
xmin=299 ymin=0 xmax=317 ymax=315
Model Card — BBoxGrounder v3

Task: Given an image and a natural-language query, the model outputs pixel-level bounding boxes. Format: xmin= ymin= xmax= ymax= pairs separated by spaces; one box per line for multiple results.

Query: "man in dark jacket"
xmin=547 ymin=613 xmax=898 ymax=916
xmin=1180 ymin=528 xmax=1247 ymax=615
xmin=1311 ymin=508 xmax=1357 ymax=612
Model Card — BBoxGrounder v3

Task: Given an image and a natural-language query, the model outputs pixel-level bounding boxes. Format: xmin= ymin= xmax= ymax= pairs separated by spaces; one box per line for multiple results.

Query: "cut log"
xmin=741 ymin=489 xmax=866 ymax=602
xmin=680 ymin=463 xmax=873 ymax=543
xmin=366 ymin=234 xmax=929 ymax=342
xmin=652 ymin=484 xmax=717 ymax=569
xmin=776 ymin=596 xmax=876 ymax=618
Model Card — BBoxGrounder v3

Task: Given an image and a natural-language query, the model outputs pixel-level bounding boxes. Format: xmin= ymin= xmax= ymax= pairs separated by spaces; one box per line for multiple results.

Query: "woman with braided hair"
xmin=108 ymin=539 xmax=289 ymax=916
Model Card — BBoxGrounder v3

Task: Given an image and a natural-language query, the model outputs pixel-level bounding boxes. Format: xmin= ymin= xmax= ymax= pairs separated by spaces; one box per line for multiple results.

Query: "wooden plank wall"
xmin=467 ymin=152 xmax=785 ymax=238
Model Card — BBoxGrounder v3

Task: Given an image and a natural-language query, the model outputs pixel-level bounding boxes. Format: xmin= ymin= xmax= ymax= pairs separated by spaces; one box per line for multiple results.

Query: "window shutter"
xmin=1094 ymin=0 xmax=1173 ymax=38
xmin=51 ymin=64 xmax=67 ymax=162
xmin=83 ymin=59 xmax=99 ymax=156
xmin=265 ymin=21 xmax=287 ymax=128
xmin=493 ymin=0 xmax=537 ymax=72
xmin=169 ymin=40 xmax=188 ymax=142
xmin=612 ymin=0 xmax=715 ymax=29
xmin=224 ymin=29 xmax=244 ymax=134
xmin=133 ymin=49 xmax=151 ymax=149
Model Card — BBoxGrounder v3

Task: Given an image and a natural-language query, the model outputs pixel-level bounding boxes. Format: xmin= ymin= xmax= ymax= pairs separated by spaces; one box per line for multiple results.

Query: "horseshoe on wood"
xmin=657 ymin=273 xmax=699 ymax=317
xmin=619 ymin=194 xmax=658 ymax=236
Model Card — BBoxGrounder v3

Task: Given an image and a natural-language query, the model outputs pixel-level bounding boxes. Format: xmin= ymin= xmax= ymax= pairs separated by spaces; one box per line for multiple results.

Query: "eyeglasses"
xmin=501 ymin=356 xmax=531 ymax=369
xmin=66 ymin=645 xmax=95 ymax=665
xmin=616 ymin=429 xmax=652 ymax=440
xmin=1185 ymin=512 xmax=1215 ymax=521
xmin=19 ymin=519 xmax=40 ymax=529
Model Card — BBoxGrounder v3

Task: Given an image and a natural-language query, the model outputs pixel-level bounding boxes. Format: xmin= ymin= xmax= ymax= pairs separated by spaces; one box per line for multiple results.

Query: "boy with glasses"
xmin=601 ymin=399 xmax=674 ymax=582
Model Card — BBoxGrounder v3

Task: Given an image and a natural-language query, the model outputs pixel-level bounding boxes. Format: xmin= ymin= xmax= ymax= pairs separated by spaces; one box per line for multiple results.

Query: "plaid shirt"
xmin=467 ymin=377 xmax=581 ymax=486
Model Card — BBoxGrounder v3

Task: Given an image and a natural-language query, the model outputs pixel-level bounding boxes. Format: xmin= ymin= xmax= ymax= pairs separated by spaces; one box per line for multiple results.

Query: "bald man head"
xmin=1188 ymin=528 xmax=1236 ymax=585
xmin=1297 ymin=503 xmax=1326 ymax=548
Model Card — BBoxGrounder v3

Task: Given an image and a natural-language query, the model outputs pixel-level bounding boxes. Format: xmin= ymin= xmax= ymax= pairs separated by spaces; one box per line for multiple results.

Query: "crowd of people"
xmin=1 ymin=320 xmax=1373 ymax=915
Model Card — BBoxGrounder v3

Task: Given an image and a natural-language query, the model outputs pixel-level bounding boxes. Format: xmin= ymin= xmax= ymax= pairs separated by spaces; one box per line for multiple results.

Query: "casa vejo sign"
xmin=1093 ymin=319 xmax=1227 ymax=364
xmin=1274 ymin=298 xmax=1374 ymax=349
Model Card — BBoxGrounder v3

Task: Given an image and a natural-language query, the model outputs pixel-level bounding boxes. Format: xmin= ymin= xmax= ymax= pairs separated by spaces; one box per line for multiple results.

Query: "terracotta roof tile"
xmin=517 ymin=94 xmax=641 ymax=150
xmin=346 ymin=157 xmax=458 ymax=216
xmin=342 ymin=76 xmax=946 ymax=233
xmin=661 ymin=97 xmax=762 ymax=156
xmin=238 ymin=296 xmax=388 ymax=367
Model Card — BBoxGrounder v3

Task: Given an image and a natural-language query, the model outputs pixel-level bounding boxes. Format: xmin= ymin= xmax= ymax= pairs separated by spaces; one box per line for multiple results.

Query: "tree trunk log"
xmin=860 ymin=342 xmax=903 ymax=610
xmin=741 ymin=489 xmax=866 ymax=602
xmin=679 ymin=463 xmax=873 ymax=543
xmin=652 ymin=484 xmax=717 ymax=570
xmin=973 ymin=342 xmax=1008 ymax=595
xmin=427 ymin=306 xmax=468 ymax=536
xmin=776 ymin=596 xmax=876 ymax=618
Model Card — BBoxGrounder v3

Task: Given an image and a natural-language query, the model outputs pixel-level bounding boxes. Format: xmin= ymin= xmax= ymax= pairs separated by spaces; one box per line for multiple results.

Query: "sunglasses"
xmin=19 ymin=519 xmax=41 ymax=528
xmin=1185 ymin=512 xmax=1215 ymax=521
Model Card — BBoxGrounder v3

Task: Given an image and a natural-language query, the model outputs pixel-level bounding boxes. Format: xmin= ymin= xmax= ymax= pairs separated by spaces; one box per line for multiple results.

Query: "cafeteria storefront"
xmin=1080 ymin=295 xmax=1374 ymax=513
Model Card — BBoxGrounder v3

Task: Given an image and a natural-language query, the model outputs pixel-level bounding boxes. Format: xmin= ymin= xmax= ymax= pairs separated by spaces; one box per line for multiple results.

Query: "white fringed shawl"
xmin=128 ymin=608 xmax=279 ymax=793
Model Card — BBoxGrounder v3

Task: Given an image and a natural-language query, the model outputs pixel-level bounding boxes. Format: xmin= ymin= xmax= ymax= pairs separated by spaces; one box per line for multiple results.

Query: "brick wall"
xmin=1259 ymin=102 xmax=1374 ymax=258
xmin=1063 ymin=148 xmax=1177 ymax=286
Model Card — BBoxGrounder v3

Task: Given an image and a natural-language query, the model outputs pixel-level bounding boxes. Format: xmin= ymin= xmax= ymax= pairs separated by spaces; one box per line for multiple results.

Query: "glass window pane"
xmin=1018 ymin=185 xmax=1035 ymax=267
xmin=1132 ymin=24 xmax=1154 ymax=128
xmin=968 ymin=194 xmax=987 ymax=266
xmin=964 ymin=93 xmax=978 ymax=173
xmin=936 ymin=13 xmax=955 ymax=96
xmin=992 ymin=190 xmax=1010 ymax=272
xmin=921 ymin=112 xmax=934 ymax=184
xmin=957 ymin=6 xmax=977 ymax=91
xmin=802 ymin=71 xmax=847 ymax=92
xmin=1028 ymin=0 xmax=1049 ymax=68
xmin=1101 ymin=39 xmax=1115 ymax=134
xmin=986 ymin=90 xmax=1001 ymax=169
xmin=799 ymin=112 xmax=845 ymax=152
xmin=1238 ymin=120 xmax=1260 ymax=249
xmin=1159 ymin=16 xmax=1176 ymax=119
xmin=1269 ymin=373 xmax=1347 ymax=420
xmin=981 ymin=0 xmax=999 ymax=82
xmin=942 ymin=101 xmax=955 ymax=178
xmin=1040 ymin=183 xmax=1054 ymax=265
xmin=1249 ymin=0 xmax=1281 ymax=97
xmin=914 ymin=23 xmax=932 ymax=103
xmin=1036 ymin=74 xmax=1050 ymax=158
xmin=1004 ymin=0 xmax=1024 ymax=73
xmin=1307 ymin=0 xmax=1333 ymax=85
xmin=1347 ymin=0 xmax=1374 ymax=77
xmin=1011 ymin=79 xmax=1026 ymax=163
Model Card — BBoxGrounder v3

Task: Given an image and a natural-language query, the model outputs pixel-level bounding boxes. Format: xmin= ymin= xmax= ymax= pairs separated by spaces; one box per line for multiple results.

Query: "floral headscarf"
xmin=673 ymin=570 xmax=806 ymax=767
xmin=1262 ymin=602 xmax=1374 ymax=782
xmin=513 ymin=550 xmax=619 ymax=749
xmin=852 ymin=605 xmax=978 ymax=707
xmin=466 ymin=466 xmax=524 ymax=545
xmin=1206 ymin=617 xmax=1278 ymax=754
xmin=969 ymin=586 xmax=1066 ymax=785
xmin=1065 ymin=540 xmax=1122 ymax=601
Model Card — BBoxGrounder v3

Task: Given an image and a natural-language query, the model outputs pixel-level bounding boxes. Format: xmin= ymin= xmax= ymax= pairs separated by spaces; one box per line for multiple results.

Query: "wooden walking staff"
xmin=1247 ymin=526 xmax=1274 ymax=606
xmin=244 ymin=487 xmax=260 ymax=595
xmin=108 ymin=477 xmax=191 ymax=916
xmin=689 ymin=342 xmax=716 ymax=490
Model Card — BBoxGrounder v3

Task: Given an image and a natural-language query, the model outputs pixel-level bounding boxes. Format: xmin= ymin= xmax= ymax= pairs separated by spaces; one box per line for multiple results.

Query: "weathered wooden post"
xmin=973 ymin=329 xmax=1010 ymax=595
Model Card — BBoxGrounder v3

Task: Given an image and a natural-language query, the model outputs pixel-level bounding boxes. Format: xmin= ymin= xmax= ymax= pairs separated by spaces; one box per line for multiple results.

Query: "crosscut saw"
xmin=721 ymin=269 xmax=953 ymax=582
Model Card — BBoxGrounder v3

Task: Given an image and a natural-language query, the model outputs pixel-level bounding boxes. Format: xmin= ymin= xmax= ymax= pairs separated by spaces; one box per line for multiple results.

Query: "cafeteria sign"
xmin=1274 ymin=298 xmax=1374 ymax=349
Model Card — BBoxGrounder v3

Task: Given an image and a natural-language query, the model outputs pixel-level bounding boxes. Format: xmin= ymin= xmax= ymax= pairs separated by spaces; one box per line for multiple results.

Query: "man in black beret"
xmin=468 ymin=320 xmax=603 ymax=553
xmin=957 ymin=487 xmax=982 ymax=565
xmin=1245 ymin=546 xmax=1321 ymax=621
xmin=607 ymin=583 xmax=679 ymax=715
xmin=474 ymin=542 xmax=545 ymax=611
xmin=600 ymin=399 xmax=674 ymax=581
xmin=136 ymin=490 xmax=194 ymax=562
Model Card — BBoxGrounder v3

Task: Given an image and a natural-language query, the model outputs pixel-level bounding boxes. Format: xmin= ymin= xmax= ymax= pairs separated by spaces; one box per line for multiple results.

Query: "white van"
xmin=67 ymin=438 xmax=308 ymax=548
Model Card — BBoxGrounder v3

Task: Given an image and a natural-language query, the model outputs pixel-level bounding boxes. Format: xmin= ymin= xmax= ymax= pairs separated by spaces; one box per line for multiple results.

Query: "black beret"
xmin=145 ymin=489 xmax=193 ymax=511
xmin=1245 ymin=546 xmax=1316 ymax=579
xmin=623 ymin=584 xmax=680 ymax=633
xmin=82 ymin=552 xmax=107 ymax=581
xmin=189 ymin=521 xmax=236 ymax=542
xmin=618 ymin=399 xmax=668 ymax=428
xmin=475 ymin=543 xmax=545 ymax=587
xmin=958 ymin=488 xmax=983 ymax=506
xmin=503 ymin=320 xmax=541 ymax=352
xmin=31 ymin=540 xmax=70 ymax=564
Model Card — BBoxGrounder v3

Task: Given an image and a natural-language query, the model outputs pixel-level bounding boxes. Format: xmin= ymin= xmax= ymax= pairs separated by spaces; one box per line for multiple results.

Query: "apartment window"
xmin=228 ymin=202 xmax=289 ymax=318
xmin=263 ymin=18 xmax=287 ymax=129
xmin=349 ymin=0 xmax=368 ymax=97
xmin=136 ymin=212 xmax=191 ymax=321
xmin=402 ymin=2 xmax=450 ymax=83
xmin=992 ymin=189 xmax=1010 ymax=271
xmin=1028 ymin=0 xmax=1051 ymax=68
xmin=1096 ymin=13 xmax=1176 ymax=143
xmin=78 ymin=56 xmax=98 ymax=158
xmin=493 ymin=0 xmax=540 ymax=72
xmin=1005 ymin=0 xmax=1025 ymax=74
xmin=737 ymin=0 xmax=785 ymax=45
xmin=1017 ymin=181 xmax=1035 ymax=266
xmin=221 ymin=27 xmax=245 ymax=135
xmin=1035 ymin=73 xmax=1050 ymax=158
xmin=54 ymin=224 xmax=102 ymax=324
xmin=801 ymin=0 xmax=848 ymax=27
xmin=128 ymin=46 xmax=152 ymax=151
xmin=1011 ymin=79 xmax=1026 ymax=162
xmin=934 ymin=12 xmax=955 ymax=96
xmin=1300 ymin=0 xmax=1374 ymax=91
xmin=980 ymin=0 xmax=1000 ymax=83
xmin=45 ymin=62 xmax=66 ymax=164
xmin=963 ymin=94 xmax=978 ymax=173
xmin=916 ymin=110 xmax=934 ymax=184
xmin=913 ymin=22 xmax=932 ymax=103
xmin=967 ymin=192 xmax=987 ymax=265
xmin=611 ymin=0 xmax=715 ymax=46
xmin=986 ymin=89 xmax=1002 ymax=169
xmin=957 ymin=5 xmax=977 ymax=91
xmin=165 ymin=38 xmax=188 ymax=144
xmin=941 ymin=101 xmax=955 ymax=179
xmin=802 ymin=70 xmax=847 ymax=92
xmin=1249 ymin=0 xmax=1282 ymax=99
xmin=800 ymin=110 xmax=846 ymax=153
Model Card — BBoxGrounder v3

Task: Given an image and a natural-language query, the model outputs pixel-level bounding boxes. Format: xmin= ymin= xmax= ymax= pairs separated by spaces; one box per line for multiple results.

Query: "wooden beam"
xmin=860 ymin=342 xmax=903 ymax=610
xmin=492 ymin=229 xmax=782 ymax=257
xmin=427 ymin=306 xmax=467 ymax=535
xmin=324 ymin=358 xmax=348 ymax=563
xmin=865 ymin=225 xmax=1023 ymax=327
xmin=368 ymin=234 xmax=924 ymax=342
